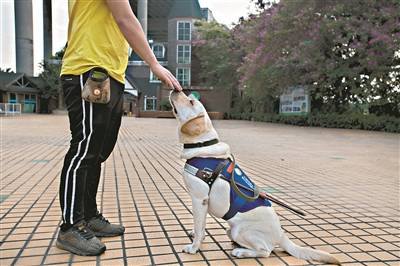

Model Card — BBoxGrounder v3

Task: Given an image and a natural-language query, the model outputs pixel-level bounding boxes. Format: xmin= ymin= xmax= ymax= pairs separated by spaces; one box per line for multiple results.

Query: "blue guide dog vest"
xmin=185 ymin=157 xmax=271 ymax=220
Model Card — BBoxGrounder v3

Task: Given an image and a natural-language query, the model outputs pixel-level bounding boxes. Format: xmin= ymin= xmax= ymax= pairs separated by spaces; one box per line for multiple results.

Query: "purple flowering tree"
xmin=191 ymin=21 xmax=242 ymax=102
xmin=193 ymin=0 xmax=400 ymax=116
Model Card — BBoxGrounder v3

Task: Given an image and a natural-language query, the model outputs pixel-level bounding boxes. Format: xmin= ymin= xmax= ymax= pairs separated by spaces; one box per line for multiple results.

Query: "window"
xmin=176 ymin=68 xmax=190 ymax=86
xmin=9 ymin=93 xmax=17 ymax=103
xmin=152 ymin=44 xmax=165 ymax=59
xmin=177 ymin=45 xmax=191 ymax=64
xmin=144 ymin=96 xmax=157 ymax=111
xmin=149 ymin=70 xmax=161 ymax=83
xmin=24 ymin=94 xmax=36 ymax=103
xmin=23 ymin=94 xmax=36 ymax=113
xmin=177 ymin=21 xmax=191 ymax=41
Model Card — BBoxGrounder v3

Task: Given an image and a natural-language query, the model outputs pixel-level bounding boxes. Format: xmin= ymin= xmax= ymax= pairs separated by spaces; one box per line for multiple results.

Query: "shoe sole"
xmin=56 ymin=239 xmax=106 ymax=256
xmin=93 ymin=230 xmax=125 ymax=237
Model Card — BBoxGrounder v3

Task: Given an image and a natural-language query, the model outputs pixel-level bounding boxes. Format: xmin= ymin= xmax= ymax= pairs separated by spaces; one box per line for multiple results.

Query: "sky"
xmin=0 ymin=0 xmax=16 ymax=73
xmin=198 ymin=0 xmax=257 ymax=26
xmin=0 ymin=0 xmax=255 ymax=75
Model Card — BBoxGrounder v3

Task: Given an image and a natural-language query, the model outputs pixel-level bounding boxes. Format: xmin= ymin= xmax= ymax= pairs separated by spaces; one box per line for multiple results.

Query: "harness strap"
xmin=222 ymin=194 xmax=247 ymax=220
xmin=184 ymin=157 xmax=261 ymax=221
xmin=184 ymin=159 xmax=230 ymax=187
xmin=209 ymin=160 xmax=230 ymax=187
xmin=184 ymin=157 xmax=260 ymax=200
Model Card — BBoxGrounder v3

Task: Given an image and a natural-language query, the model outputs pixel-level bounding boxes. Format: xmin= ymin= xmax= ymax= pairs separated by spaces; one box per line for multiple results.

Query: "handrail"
xmin=0 ymin=103 xmax=22 ymax=115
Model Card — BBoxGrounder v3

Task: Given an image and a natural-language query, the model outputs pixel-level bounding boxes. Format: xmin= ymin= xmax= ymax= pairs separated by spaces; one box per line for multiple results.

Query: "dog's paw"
xmin=182 ymin=244 xmax=199 ymax=254
xmin=232 ymin=248 xmax=244 ymax=258
xmin=232 ymin=248 xmax=255 ymax=258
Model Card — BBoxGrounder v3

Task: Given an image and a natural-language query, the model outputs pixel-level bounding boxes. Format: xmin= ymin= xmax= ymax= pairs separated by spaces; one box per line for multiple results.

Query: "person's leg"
xmin=58 ymin=73 xmax=116 ymax=256
xmin=83 ymin=163 xmax=102 ymax=220
xmin=59 ymin=74 xmax=92 ymax=229
xmin=59 ymin=73 xmax=113 ymax=230
xmin=83 ymin=79 xmax=125 ymax=237
xmin=99 ymin=80 xmax=124 ymax=163
xmin=84 ymin=78 xmax=124 ymax=220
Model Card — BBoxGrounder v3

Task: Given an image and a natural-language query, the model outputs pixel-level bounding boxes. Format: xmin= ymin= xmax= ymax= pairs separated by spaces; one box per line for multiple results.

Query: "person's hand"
xmin=150 ymin=63 xmax=183 ymax=91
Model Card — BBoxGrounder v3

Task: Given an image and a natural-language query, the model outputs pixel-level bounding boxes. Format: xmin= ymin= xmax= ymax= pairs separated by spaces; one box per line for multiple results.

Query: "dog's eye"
xmin=189 ymin=100 xmax=194 ymax=106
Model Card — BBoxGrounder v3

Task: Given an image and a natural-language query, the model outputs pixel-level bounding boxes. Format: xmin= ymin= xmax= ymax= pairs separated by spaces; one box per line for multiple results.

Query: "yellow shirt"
xmin=61 ymin=0 xmax=129 ymax=84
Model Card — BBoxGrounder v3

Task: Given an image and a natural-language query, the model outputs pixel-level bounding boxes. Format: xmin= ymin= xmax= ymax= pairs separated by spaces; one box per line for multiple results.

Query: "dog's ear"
xmin=181 ymin=116 xmax=206 ymax=136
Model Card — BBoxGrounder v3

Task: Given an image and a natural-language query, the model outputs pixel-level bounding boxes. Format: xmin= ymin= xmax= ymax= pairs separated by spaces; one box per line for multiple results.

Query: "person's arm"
xmin=106 ymin=0 xmax=183 ymax=91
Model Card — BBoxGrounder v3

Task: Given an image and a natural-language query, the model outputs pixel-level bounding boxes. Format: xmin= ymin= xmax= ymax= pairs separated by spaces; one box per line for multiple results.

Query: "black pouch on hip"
xmin=81 ymin=67 xmax=111 ymax=104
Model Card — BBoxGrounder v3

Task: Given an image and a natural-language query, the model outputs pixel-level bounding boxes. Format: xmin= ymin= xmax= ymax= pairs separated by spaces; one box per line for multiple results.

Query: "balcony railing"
xmin=127 ymin=60 xmax=168 ymax=66
xmin=47 ymin=59 xmax=169 ymax=67
xmin=0 ymin=103 xmax=22 ymax=115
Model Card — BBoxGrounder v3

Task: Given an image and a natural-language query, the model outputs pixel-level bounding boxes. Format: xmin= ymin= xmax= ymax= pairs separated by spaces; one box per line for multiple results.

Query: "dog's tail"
xmin=279 ymin=234 xmax=341 ymax=265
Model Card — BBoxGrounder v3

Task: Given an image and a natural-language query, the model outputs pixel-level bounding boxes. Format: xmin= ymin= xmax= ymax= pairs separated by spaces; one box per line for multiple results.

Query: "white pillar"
xmin=14 ymin=0 xmax=34 ymax=75
xmin=137 ymin=0 xmax=148 ymax=37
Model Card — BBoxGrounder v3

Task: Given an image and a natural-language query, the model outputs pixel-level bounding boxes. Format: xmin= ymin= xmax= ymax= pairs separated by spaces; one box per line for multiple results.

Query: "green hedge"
xmin=228 ymin=112 xmax=400 ymax=133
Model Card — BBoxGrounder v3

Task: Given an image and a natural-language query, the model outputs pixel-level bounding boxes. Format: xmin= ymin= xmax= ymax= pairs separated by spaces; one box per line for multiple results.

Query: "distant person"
xmin=57 ymin=0 xmax=182 ymax=256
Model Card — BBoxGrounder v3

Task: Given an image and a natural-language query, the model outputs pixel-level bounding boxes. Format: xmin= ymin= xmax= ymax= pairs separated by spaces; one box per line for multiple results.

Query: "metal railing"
xmin=0 ymin=103 xmax=22 ymax=115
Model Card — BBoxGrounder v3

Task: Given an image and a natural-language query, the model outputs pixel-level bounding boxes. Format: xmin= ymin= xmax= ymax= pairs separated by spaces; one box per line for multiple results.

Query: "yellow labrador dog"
xmin=169 ymin=90 xmax=340 ymax=264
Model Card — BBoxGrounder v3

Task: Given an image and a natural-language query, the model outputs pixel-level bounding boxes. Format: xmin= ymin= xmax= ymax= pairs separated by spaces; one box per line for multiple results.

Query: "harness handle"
xmin=229 ymin=155 xmax=260 ymax=202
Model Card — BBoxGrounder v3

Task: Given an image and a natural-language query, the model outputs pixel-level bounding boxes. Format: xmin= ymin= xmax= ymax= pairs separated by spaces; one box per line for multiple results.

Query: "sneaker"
xmin=86 ymin=212 xmax=125 ymax=237
xmin=56 ymin=221 xmax=106 ymax=256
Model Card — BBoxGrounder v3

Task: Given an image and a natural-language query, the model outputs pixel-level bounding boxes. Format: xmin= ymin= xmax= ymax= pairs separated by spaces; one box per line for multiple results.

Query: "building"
xmin=6 ymin=0 xmax=230 ymax=116
xmin=127 ymin=0 xmax=230 ymax=115
xmin=201 ymin=8 xmax=216 ymax=22
xmin=0 ymin=72 xmax=41 ymax=114
xmin=127 ymin=0 xmax=203 ymax=112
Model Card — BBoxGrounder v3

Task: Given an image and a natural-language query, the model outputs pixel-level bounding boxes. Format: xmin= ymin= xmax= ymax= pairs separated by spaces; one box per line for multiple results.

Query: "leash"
xmin=227 ymin=155 xmax=261 ymax=201
xmin=223 ymin=155 xmax=306 ymax=217
xmin=185 ymin=155 xmax=306 ymax=217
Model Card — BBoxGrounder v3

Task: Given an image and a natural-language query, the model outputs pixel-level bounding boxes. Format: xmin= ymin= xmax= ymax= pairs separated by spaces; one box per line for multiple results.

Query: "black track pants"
xmin=59 ymin=72 xmax=124 ymax=230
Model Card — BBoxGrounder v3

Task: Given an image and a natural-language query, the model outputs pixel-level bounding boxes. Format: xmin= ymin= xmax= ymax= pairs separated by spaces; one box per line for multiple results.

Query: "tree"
xmin=251 ymin=0 xmax=274 ymax=9
xmin=192 ymin=21 xmax=242 ymax=107
xmin=238 ymin=0 xmax=400 ymax=116
xmin=38 ymin=61 xmax=61 ymax=100
xmin=38 ymin=46 xmax=65 ymax=111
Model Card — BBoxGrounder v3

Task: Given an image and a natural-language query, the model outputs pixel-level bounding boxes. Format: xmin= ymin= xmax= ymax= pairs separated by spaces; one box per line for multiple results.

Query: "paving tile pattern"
xmin=0 ymin=115 xmax=399 ymax=266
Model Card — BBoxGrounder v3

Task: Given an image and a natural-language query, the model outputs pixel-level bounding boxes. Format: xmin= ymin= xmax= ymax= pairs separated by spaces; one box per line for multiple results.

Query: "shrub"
xmin=228 ymin=112 xmax=400 ymax=133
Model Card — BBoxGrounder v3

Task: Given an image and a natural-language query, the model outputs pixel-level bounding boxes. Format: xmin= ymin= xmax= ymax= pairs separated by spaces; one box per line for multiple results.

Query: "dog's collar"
xmin=183 ymin=139 xmax=219 ymax=149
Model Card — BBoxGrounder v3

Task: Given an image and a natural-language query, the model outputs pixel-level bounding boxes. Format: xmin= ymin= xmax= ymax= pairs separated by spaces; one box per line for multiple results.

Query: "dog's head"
xmin=169 ymin=90 xmax=219 ymax=144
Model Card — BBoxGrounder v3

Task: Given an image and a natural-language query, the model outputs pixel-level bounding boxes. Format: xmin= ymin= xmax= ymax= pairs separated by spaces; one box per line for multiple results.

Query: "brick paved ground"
xmin=0 ymin=114 xmax=399 ymax=266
